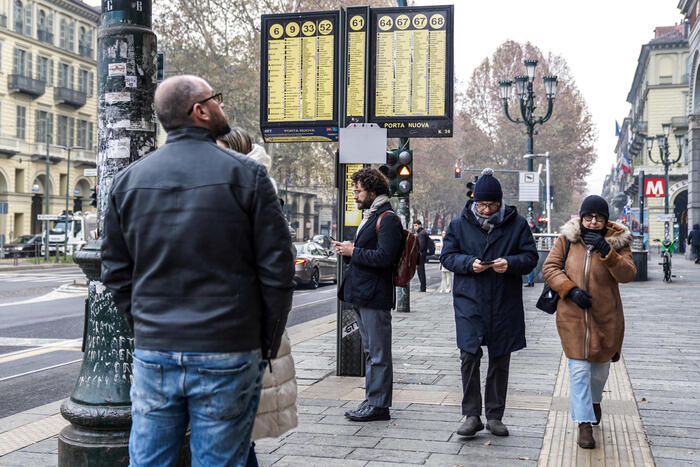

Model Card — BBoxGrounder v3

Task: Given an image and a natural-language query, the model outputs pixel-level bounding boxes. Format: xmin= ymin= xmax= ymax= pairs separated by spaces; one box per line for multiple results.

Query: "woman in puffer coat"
xmin=217 ymin=128 xmax=298 ymax=466
xmin=542 ymin=195 xmax=636 ymax=450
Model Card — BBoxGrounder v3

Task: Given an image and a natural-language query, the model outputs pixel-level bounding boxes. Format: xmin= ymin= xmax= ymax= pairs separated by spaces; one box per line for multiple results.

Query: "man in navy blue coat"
xmin=441 ymin=169 xmax=537 ymax=438
xmin=334 ymin=168 xmax=403 ymax=422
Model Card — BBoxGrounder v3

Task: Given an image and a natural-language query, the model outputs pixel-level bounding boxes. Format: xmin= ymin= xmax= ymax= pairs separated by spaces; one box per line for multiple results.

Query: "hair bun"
xmin=481 ymin=168 xmax=494 ymax=177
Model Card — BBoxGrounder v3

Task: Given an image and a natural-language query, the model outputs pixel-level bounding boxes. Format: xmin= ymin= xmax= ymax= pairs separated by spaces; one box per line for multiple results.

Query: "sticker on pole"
xmin=108 ymin=63 xmax=127 ymax=77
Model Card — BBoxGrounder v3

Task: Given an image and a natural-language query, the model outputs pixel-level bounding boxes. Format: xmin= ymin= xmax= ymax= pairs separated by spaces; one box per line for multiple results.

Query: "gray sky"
xmin=85 ymin=0 xmax=685 ymax=193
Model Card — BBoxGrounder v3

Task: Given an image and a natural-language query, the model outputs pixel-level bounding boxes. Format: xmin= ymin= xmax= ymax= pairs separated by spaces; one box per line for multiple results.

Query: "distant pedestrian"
xmin=334 ymin=167 xmax=403 ymax=422
xmin=441 ymin=168 xmax=538 ymax=438
xmin=438 ymin=230 xmax=453 ymax=293
xmin=414 ymin=220 xmax=431 ymax=292
xmin=218 ymin=127 xmax=278 ymax=192
xmin=102 ymin=75 xmax=295 ymax=466
xmin=688 ymin=223 xmax=700 ymax=264
xmin=542 ymin=195 xmax=636 ymax=449
xmin=525 ymin=219 xmax=540 ymax=287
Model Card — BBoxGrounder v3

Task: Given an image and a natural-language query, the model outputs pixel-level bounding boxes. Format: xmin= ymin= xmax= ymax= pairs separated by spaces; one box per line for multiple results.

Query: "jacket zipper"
xmin=582 ymin=245 xmax=593 ymax=360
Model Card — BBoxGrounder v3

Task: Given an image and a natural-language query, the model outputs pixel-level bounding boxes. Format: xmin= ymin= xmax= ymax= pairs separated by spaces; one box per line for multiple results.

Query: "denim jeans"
xmin=568 ymin=358 xmax=610 ymax=423
xmin=129 ymin=348 xmax=263 ymax=467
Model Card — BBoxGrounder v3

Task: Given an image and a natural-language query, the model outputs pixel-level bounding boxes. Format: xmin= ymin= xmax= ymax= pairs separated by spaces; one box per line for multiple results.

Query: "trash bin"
xmin=632 ymin=250 xmax=648 ymax=281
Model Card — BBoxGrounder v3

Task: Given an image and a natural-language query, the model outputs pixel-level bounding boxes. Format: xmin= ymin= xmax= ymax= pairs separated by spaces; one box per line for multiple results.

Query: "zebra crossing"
xmin=0 ymin=268 xmax=86 ymax=284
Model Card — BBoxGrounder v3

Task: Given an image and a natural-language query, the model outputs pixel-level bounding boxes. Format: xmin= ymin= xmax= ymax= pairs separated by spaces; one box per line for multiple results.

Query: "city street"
xmin=0 ymin=263 xmax=443 ymax=420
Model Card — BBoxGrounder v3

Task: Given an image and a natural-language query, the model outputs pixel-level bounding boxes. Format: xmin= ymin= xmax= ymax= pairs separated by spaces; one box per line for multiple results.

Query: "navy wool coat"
xmin=338 ymin=202 xmax=403 ymax=310
xmin=440 ymin=201 xmax=538 ymax=357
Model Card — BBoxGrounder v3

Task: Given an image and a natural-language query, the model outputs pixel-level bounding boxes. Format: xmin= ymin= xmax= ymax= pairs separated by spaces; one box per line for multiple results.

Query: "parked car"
xmin=426 ymin=234 xmax=443 ymax=263
xmin=294 ymin=241 xmax=337 ymax=288
xmin=312 ymin=234 xmax=333 ymax=249
xmin=2 ymin=234 xmax=43 ymax=258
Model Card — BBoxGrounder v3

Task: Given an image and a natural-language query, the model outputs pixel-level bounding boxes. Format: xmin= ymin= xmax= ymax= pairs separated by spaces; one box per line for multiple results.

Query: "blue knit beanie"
xmin=473 ymin=168 xmax=502 ymax=202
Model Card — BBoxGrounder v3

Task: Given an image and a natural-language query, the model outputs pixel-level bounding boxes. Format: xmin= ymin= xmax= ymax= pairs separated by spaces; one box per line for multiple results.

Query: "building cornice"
xmin=1 ymin=28 xmax=97 ymax=67
xmin=49 ymin=0 xmax=99 ymax=23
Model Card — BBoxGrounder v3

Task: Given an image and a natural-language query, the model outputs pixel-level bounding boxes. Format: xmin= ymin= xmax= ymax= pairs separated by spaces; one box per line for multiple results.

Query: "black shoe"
xmin=346 ymin=405 xmax=390 ymax=422
xmin=344 ymin=400 xmax=368 ymax=418
xmin=419 ymin=288 xmax=426 ymax=292
xmin=486 ymin=419 xmax=509 ymax=436
xmin=578 ymin=422 xmax=595 ymax=449
xmin=592 ymin=403 xmax=601 ymax=425
xmin=457 ymin=416 xmax=484 ymax=437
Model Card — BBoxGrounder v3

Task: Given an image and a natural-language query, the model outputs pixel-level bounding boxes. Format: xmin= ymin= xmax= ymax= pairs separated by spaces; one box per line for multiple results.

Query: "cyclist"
xmin=542 ymin=195 xmax=636 ymax=450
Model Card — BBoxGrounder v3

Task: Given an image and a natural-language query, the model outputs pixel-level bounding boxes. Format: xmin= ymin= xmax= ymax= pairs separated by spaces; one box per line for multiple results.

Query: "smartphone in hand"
xmin=480 ymin=259 xmax=495 ymax=265
xmin=328 ymin=235 xmax=336 ymax=242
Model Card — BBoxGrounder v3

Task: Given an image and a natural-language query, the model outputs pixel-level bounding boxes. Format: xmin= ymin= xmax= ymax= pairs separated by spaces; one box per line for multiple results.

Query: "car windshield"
xmin=49 ymin=220 xmax=71 ymax=235
xmin=12 ymin=235 xmax=35 ymax=244
xmin=294 ymin=242 xmax=310 ymax=255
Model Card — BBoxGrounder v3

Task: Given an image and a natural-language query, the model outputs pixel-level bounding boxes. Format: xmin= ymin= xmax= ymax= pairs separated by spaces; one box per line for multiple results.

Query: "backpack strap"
xmin=375 ymin=210 xmax=393 ymax=236
xmin=561 ymin=239 xmax=571 ymax=272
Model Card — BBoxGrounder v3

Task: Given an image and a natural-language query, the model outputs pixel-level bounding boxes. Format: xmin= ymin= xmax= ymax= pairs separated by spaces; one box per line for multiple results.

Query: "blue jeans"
xmin=568 ymin=358 xmax=610 ymax=423
xmin=527 ymin=271 xmax=534 ymax=283
xmin=129 ymin=349 xmax=263 ymax=467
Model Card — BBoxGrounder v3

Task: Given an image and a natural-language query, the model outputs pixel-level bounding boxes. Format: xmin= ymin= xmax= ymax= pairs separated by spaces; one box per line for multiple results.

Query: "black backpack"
xmin=426 ymin=236 xmax=436 ymax=256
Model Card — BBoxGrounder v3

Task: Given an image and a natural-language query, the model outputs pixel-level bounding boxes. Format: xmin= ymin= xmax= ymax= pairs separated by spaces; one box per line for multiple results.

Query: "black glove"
xmin=568 ymin=287 xmax=592 ymax=309
xmin=582 ymin=231 xmax=611 ymax=257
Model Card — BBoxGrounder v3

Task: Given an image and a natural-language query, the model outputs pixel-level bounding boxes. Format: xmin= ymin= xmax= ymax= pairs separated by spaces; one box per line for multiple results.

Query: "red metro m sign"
xmin=644 ymin=178 xmax=665 ymax=198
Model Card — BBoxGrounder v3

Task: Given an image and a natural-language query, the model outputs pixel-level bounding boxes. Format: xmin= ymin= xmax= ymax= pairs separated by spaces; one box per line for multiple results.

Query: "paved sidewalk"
xmin=1 ymin=254 xmax=699 ymax=466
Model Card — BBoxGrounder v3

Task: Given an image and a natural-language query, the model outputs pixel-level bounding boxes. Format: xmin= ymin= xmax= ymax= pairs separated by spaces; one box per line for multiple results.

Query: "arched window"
xmin=13 ymin=0 xmax=23 ymax=33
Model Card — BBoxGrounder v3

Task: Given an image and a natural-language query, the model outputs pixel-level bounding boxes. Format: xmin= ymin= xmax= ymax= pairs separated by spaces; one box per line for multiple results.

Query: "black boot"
xmin=578 ymin=422 xmax=595 ymax=449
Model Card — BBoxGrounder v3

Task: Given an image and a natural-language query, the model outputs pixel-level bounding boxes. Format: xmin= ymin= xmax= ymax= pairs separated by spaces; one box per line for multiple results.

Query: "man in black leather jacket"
xmin=101 ymin=75 xmax=294 ymax=466
xmin=333 ymin=168 xmax=403 ymax=422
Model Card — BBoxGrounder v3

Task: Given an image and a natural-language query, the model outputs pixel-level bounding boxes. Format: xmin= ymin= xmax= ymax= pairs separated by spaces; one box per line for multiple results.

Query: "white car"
xmin=427 ymin=235 xmax=443 ymax=263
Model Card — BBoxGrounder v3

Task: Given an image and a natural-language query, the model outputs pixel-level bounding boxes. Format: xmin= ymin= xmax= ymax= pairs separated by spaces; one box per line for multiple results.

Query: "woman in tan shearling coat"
xmin=543 ymin=195 xmax=636 ymax=450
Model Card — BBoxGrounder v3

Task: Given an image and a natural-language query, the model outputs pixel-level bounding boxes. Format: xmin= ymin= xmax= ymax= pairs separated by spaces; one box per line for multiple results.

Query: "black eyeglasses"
xmin=582 ymin=214 xmax=606 ymax=222
xmin=187 ymin=92 xmax=223 ymax=115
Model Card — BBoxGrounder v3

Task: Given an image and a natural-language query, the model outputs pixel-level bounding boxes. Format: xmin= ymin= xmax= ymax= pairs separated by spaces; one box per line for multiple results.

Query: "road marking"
xmin=0 ymin=337 xmax=75 ymax=347
xmin=0 ymin=340 xmax=82 ymax=364
xmin=0 ymin=358 xmax=82 ymax=383
xmin=291 ymin=296 xmax=335 ymax=310
xmin=0 ymin=286 xmax=86 ymax=308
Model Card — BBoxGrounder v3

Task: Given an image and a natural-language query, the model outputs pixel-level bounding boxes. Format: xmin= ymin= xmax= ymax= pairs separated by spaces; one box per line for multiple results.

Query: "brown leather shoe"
xmin=578 ymin=422 xmax=595 ymax=449
xmin=593 ymin=403 xmax=601 ymax=425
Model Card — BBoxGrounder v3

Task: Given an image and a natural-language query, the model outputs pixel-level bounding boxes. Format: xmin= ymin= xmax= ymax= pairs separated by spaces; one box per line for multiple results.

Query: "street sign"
xmin=0 ymin=203 xmax=7 ymax=214
xmin=37 ymin=214 xmax=62 ymax=221
xmin=657 ymin=214 xmax=675 ymax=222
xmin=260 ymin=11 xmax=341 ymax=143
xmin=368 ymin=6 xmax=454 ymax=137
xmin=623 ymin=206 xmax=631 ymax=215
xmin=518 ymin=171 xmax=540 ymax=202
xmin=644 ymin=178 xmax=665 ymax=197
xmin=339 ymin=123 xmax=387 ymax=163
xmin=84 ymin=168 xmax=97 ymax=177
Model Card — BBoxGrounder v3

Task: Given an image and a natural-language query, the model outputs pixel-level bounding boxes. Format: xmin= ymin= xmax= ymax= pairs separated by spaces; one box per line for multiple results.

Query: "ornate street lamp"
xmin=647 ymin=126 xmax=684 ymax=214
xmin=499 ymin=59 xmax=558 ymax=219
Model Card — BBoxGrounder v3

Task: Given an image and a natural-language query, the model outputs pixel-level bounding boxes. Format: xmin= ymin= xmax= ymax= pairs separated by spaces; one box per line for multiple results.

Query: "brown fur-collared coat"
xmin=542 ymin=220 xmax=636 ymax=362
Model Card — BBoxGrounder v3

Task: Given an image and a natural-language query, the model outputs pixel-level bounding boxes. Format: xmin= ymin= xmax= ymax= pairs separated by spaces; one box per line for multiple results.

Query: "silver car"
xmin=294 ymin=241 xmax=337 ymax=288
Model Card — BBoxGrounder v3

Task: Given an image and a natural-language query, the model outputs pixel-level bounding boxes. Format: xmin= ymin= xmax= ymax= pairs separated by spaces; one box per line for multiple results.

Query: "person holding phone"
xmin=441 ymin=168 xmax=537 ymax=439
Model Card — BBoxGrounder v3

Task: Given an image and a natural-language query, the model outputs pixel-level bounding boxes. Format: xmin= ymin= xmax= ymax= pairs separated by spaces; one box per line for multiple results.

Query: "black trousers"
xmin=460 ymin=347 xmax=511 ymax=420
xmin=417 ymin=254 xmax=427 ymax=291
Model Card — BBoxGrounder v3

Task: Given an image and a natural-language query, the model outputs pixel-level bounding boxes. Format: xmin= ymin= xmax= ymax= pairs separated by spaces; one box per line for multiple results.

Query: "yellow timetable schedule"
xmin=266 ymin=19 xmax=336 ymax=123
xmin=374 ymin=13 xmax=447 ymax=118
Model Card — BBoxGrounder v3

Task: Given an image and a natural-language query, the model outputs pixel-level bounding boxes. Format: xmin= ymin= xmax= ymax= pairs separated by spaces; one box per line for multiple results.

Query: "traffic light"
xmin=89 ymin=186 xmax=97 ymax=207
xmin=379 ymin=149 xmax=413 ymax=196
xmin=454 ymin=167 xmax=462 ymax=179
xmin=466 ymin=176 xmax=478 ymax=198
xmin=396 ymin=149 xmax=412 ymax=196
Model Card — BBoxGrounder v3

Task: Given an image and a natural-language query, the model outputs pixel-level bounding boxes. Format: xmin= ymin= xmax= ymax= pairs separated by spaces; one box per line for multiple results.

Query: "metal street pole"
xmin=545 ymin=154 xmax=551 ymax=234
xmin=58 ymin=0 xmax=158 ymax=464
xmin=395 ymin=138 xmax=410 ymax=313
xmin=44 ymin=132 xmax=51 ymax=262
xmin=64 ymin=147 xmax=71 ymax=260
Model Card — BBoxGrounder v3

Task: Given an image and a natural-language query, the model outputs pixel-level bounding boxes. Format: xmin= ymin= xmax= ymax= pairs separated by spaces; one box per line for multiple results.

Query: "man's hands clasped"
xmin=472 ymin=258 xmax=508 ymax=274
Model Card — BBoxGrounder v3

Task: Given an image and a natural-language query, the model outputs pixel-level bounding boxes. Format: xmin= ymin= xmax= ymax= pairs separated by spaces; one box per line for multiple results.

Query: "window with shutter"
xmin=14 ymin=0 xmax=23 ymax=33
xmin=16 ymin=106 xmax=26 ymax=140
xmin=24 ymin=3 xmax=31 ymax=36
xmin=48 ymin=59 xmax=54 ymax=86
xmin=59 ymin=19 xmax=66 ymax=49
xmin=88 ymin=71 xmax=94 ymax=96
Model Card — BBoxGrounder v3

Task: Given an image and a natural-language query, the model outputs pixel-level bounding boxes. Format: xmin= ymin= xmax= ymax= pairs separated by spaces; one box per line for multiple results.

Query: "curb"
xmin=0 ymin=263 xmax=77 ymax=272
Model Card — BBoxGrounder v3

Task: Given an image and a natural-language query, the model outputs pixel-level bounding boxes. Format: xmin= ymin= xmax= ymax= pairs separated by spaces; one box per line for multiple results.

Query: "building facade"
xmin=679 ymin=0 xmax=700 ymax=239
xmin=619 ymin=24 xmax=690 ymax=248
xmin=0 ymin=0 xmax=98 ymax=242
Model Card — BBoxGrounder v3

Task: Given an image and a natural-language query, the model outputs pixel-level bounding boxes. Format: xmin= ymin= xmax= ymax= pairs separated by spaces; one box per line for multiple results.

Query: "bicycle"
xmin=653 ymin=237 xmax=675 ymax=283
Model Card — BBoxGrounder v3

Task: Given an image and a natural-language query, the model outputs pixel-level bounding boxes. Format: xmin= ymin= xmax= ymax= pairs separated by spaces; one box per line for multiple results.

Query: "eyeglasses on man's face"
xmin=352 ymin=189 xmax=365 ymax=196
xmin=475 ymin=202 xmax=499 ymax=210
xmin=582 ymin=214 xmax=606 ymax=222
xmin=187 ymin=92 xmax=223 ymax=115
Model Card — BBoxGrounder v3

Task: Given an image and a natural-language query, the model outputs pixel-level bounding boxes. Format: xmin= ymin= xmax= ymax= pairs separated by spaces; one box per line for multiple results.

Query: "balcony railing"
xmin=78 ymin=45 xmax=93 ymax=58
xmin=0 ymin=136 xmax=21 ymax=155
xmin=54 ymin=87 xmax=87 ymax=108
xmin=8 ymin=74 xmax=46 ymax=97
xmin=671 ymin=116 xmax=689 ymax=130
xmin=37 ymin=29 xmax=54 ymax=44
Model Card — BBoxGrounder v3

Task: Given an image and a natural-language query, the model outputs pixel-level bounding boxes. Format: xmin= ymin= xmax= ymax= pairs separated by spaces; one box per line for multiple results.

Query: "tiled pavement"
xmin=1 ymin=253 xmax=699 ymax=466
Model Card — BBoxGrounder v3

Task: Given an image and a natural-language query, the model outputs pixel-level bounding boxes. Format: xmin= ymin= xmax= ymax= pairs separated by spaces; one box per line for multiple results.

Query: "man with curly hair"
xmin=333 ymin=167 xmax=403 ymax=422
